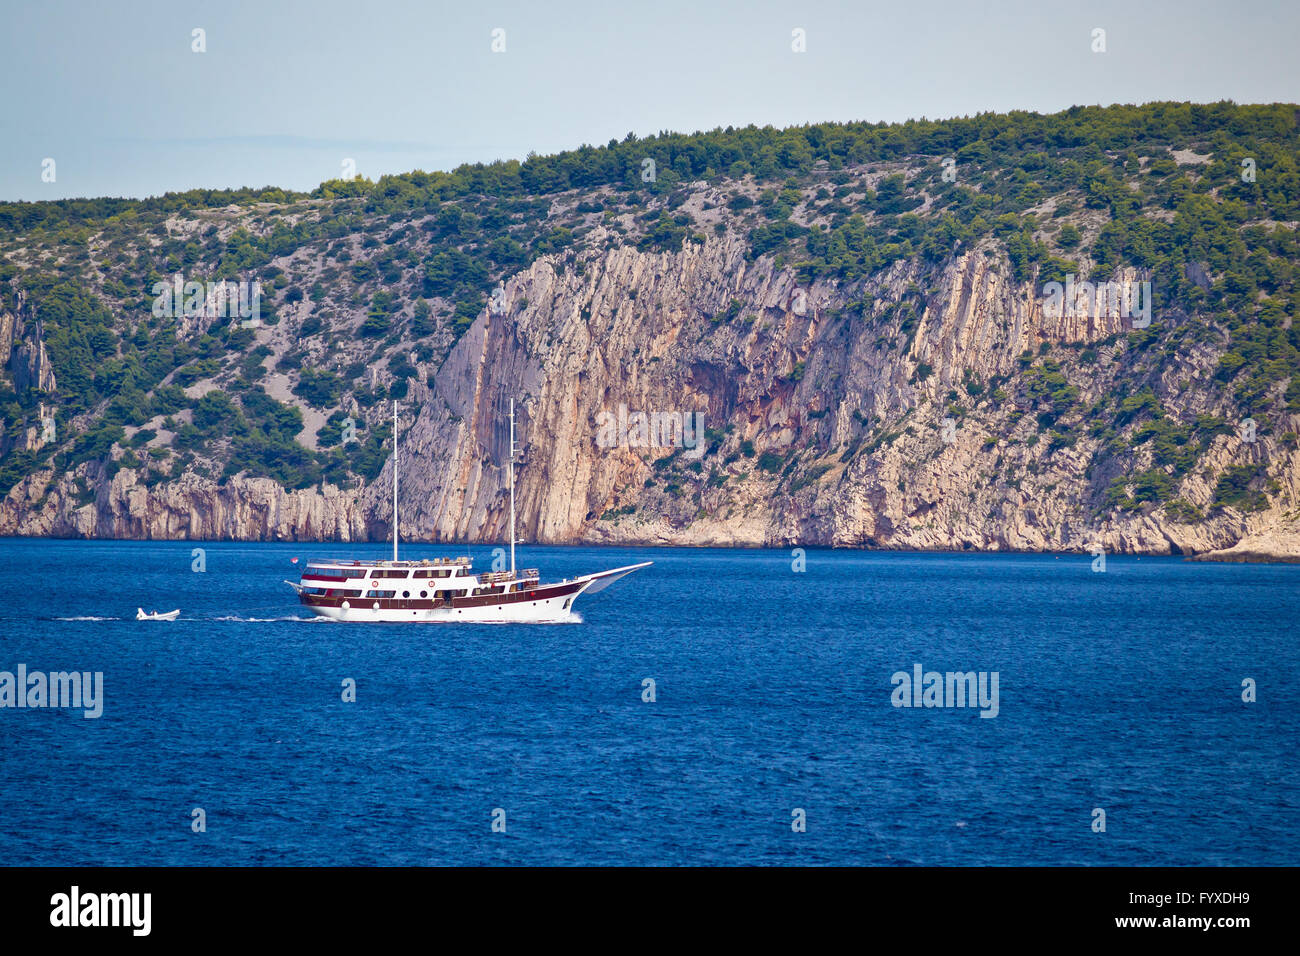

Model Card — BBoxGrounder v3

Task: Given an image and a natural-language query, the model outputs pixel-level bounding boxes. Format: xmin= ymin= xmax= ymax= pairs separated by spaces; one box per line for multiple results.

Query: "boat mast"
xmin=508 ymin=398 xmax=516 ymax=576
xmin=392 ymin=399 xmax=398 ymax=562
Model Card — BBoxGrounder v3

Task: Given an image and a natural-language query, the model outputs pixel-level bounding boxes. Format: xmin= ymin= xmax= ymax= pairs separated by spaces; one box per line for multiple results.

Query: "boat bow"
xmin=570 ymin=561 xmax=653 ymax=595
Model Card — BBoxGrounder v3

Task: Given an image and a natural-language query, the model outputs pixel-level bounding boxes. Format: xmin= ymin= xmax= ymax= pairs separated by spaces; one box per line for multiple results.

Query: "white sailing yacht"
xmin=286 ymin=400 xmax=649 ymax=622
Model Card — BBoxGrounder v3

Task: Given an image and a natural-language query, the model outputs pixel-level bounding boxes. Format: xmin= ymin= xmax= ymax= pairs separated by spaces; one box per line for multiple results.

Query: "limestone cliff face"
xmin=2 ymin=467 xmax=370 ymax=541
xmin=3 ymin=232 xmax=1296 ymax=556
xmin=0 ymin=291 xmax=59 ymax=459
xmin=0 ymin=291 xmax=56 ymax=398
xmin=363 ymin=231 xmax=1295 ymax=556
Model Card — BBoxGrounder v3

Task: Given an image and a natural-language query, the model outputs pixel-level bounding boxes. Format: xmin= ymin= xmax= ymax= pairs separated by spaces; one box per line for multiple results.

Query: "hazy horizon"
xmin=2 ymin=0 xmax=1299 ymax=202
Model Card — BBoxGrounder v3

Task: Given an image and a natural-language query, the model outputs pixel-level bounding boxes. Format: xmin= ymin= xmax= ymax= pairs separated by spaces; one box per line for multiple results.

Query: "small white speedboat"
xmin=136 ymin=608 xmax=180 ymax=621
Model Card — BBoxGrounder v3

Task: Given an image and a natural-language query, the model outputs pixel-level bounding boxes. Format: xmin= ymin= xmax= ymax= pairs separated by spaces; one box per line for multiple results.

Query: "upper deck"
xmin=301 ymin=556 xmax=540 ymax=586
xmin=307 ymin=556 xmax=473 ymax=570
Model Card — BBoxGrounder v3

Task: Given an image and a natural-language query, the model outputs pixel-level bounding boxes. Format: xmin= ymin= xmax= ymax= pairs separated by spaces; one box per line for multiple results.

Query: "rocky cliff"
xmin=4 ymin=229 xmax=1295 ymax=557
xmin=2 ymin=105 xmax=1297 ymax=557
xmin=374 ymin=233 xmax=1299 ymax=556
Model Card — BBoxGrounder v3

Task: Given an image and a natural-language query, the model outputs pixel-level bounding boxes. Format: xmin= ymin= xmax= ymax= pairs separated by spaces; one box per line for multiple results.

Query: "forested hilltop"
xmin=1 ymin=101 xmax=1298 ymax=558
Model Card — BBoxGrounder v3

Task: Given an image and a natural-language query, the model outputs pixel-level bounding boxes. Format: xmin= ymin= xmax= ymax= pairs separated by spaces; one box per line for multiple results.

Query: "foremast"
xmin=509 ymin=398 xmax=517 ymax=577
xmin=393 ymin=399 xmax=399 ymax=562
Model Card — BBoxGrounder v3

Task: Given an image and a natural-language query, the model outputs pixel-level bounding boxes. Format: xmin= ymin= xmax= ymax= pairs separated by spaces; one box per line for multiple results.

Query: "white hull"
xmin=305 ymin=590 xmax=582 ymax=624
xmin=137 ymin=608 xmax=180 ymax=621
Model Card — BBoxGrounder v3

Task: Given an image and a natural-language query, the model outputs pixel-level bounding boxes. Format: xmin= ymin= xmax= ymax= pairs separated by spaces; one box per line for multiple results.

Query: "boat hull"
xmin=291 ymin=562 xmax=651 ymax=624
xmin=299 ymin=578 xmax=588 ymax=624
xmin=136 ymin=608 xmax=180 ymax=621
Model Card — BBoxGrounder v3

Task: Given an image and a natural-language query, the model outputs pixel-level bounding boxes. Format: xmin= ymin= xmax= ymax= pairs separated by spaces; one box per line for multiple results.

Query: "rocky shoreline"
xmin=1188 ymin=527 xmax=1300 ymax=563
xmin=6 ymin=513 xmax=1300 ymax=563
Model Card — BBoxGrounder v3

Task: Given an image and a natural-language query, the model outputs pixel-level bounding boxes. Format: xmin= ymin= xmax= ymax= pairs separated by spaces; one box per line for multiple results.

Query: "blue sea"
xmin=0 ymin=538 xmax=1297 ymax=866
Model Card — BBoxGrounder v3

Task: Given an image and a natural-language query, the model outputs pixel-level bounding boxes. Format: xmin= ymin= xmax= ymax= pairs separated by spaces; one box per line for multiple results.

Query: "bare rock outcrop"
xmin=4 ymin=234 xmax=1297 ymax=560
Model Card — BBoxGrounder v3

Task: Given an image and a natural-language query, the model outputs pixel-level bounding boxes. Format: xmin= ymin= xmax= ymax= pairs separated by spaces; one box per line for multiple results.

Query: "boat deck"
xmin=308 ymin=557 xmax=473 ymax=568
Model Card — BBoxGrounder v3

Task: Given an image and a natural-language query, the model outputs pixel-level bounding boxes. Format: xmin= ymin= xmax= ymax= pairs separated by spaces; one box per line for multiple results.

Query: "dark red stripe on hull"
xmin=299 ymin=579 xmax=584 ymax=611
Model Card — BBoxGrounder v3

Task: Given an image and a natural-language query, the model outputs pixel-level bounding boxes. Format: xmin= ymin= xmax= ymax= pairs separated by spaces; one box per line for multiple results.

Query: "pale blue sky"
xmin=1 ymin=0 xmax=1297 ymax=201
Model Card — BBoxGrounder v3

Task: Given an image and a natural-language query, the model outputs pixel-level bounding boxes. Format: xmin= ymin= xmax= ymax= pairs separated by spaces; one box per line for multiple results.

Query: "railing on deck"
xmin=480 ymin=569 xmax=540 ymax=584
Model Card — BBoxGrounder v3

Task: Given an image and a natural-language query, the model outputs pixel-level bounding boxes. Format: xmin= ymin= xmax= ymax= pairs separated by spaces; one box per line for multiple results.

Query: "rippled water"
xmin=1 ymin=538 xmax=1296 ymax=865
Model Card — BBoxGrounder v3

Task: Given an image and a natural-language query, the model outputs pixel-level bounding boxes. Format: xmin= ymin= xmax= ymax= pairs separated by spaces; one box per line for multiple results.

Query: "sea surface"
xmin=0 ymin=538 xmax=1297 ymax=866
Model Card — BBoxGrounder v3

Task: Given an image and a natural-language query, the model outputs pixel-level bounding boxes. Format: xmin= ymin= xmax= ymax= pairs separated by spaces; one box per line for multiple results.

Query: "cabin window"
xmin=307 ymin=587 xmax=360 ymax=598
xmin=309 ymin=567 xmax=366 ymax=579
xmin=363 ymin=589 xmax=396 ymax=599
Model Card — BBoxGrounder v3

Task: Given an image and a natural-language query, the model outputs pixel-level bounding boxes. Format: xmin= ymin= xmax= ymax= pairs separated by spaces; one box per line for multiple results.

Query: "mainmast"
xmin=508 ymin=399 xmax=516 ymax=576
xmin=392 ymin=399 xmax=399 ymax=562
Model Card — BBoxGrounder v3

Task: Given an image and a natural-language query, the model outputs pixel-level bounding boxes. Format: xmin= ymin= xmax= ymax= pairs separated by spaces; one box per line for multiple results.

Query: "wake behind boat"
xmin=285 ymin=400 xmax=649 ymax=623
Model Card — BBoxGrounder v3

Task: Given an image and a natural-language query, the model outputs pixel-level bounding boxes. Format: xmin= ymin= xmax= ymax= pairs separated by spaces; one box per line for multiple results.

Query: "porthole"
xmin=420 ymin=591 xmax=427 ymax=598
xmin=403 ymin=590 xmax=410 ymax=598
